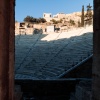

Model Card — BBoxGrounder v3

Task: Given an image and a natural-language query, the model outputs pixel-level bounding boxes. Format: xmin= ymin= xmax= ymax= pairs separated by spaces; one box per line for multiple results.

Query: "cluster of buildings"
xmin=15 ymin=22 xmax=57 ymax=35
xmin=43 ymin=12 xmax=84 ymax=22
xmin=43 ymin=11 xmax=93 ymax=24
xmin=15 ymin=11 xmax=93 ymax=35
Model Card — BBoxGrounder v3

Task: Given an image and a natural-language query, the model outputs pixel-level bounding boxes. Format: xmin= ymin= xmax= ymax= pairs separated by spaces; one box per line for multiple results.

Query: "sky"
xmin=15 ymin=0 xmax=93 ymax=22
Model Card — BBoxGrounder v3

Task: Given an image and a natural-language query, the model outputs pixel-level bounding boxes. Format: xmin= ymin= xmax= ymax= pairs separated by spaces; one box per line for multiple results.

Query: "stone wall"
xmin=15 ymin=23 xmax=47 ymax=35
xmin=0 ymin=0 xmax=15 ymax=100
xmin=92 ymin=0 xmax=100 ymax=100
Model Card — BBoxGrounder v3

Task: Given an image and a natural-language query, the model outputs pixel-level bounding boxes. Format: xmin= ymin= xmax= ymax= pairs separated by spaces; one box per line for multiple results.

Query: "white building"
xmin=43 ymin=12 xmax=81 ymax=23
xmin=46 ymin=25 xmax=54 ymax=33
xmin=43 ymin=13 xmax=52 ymax=22
xmin=53 ymin=13 xmax=66 ymax=19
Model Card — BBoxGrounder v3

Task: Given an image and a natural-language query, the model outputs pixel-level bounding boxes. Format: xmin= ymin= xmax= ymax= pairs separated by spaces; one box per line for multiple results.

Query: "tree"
xmin=69 ymin=19 xmax=75 ymax=25
xmin=81 ymin=5 xmax=84 ymax=27
xmin=50 ymin=19 xmax=58 ymax=24
xmin=24 ymin=16 xmax=46 ymax=23
xmin=24 ymin=16 xmax=34 ymax=23
xmin=85 ymin=3 xmax=92 ymax=25
xmin=50 ymin=19 xmax=63 ymax=24
xmin=38 ymin=18 xmax=46 ymax=23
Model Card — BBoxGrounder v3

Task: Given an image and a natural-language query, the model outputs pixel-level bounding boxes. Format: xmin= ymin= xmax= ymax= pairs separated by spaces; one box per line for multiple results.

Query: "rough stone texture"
xmin=93 ymin=0 xmax=100 ymax=100
xmin=0 ymin=0 xmax=15 ymax=100
xmin=9 ymin=0 xmax=15 ymax=100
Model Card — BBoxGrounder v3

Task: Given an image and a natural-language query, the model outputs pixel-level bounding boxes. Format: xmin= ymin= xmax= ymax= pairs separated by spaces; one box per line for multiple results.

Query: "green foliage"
xmin=50 ymin=19 xmax=62 ymax=24
xmin=81 ymin=5 xmax=84 ymax=27
xmin=38 ymin=18 xmax=47 ymax=23
xmin=85 ymin=3 xmax=93 ymax=25
xmin=50 ymin=19 xmax=58 ymax=24
xmin=69 ymin=19 xmax=75 ymax=25
xmin=24 ymin=16 xmax=46 ymax=23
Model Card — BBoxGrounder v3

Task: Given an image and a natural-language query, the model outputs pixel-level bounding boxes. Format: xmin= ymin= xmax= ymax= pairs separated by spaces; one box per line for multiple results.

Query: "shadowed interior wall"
xmin=93 ymin=0 xmax=100 ymax=100
xmin=0 ymin=0 xmax=15 ymax=100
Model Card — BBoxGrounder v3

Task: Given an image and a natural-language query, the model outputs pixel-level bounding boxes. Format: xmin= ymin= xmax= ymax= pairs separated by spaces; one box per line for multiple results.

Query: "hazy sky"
xmin=15 ymin=0 xmax=93 ymax=22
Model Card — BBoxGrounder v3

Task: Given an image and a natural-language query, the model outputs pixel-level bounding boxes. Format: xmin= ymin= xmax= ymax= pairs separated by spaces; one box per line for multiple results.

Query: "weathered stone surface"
xmin=93 ymin=1 xmax=100 ymax=100
xmin=0 ymin=0 xmax=15 ymax=100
